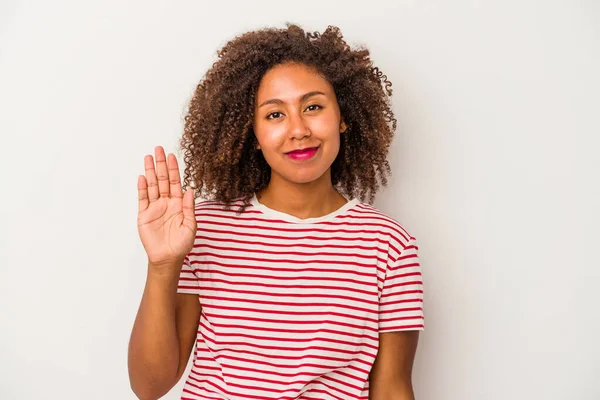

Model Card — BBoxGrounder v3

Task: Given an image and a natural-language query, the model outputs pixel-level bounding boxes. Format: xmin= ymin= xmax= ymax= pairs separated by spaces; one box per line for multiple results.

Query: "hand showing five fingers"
xmin=137 ymin=146 xmax=197 ymax=274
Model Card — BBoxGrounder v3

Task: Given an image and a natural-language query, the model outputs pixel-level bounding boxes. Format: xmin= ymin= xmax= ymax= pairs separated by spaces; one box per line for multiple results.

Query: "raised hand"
xmin=137 ymin=146 xmax=197 ymax=275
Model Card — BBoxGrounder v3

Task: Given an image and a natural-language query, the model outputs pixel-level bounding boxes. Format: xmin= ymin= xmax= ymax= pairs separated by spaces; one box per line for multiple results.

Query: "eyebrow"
xmin=257 ymin=91 xmax=327 ymax=109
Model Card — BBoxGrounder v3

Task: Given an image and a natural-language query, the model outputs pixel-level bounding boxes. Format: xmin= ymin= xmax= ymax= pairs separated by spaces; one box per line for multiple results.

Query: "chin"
xmin=291 ymin=176 xmax=321 ymax=185
xmin=283 ymin=167 xmax=331 ymax=185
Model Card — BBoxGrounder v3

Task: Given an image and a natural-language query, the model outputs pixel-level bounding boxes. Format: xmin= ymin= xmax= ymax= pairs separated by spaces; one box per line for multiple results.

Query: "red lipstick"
xmin=286 ymin=146 xmax=319 ymax=161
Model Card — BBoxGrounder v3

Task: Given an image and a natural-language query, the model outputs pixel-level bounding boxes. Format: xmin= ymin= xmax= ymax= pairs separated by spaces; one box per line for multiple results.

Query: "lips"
xmin=285 ymin=146 xmax=319 ymax=161
xmin=286 ymin=146 xmax=319 ymax=155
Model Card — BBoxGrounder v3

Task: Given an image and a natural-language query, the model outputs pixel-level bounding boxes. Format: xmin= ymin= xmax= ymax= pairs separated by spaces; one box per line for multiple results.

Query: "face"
xmin=253 ymin=62 xmax=347 ymax=185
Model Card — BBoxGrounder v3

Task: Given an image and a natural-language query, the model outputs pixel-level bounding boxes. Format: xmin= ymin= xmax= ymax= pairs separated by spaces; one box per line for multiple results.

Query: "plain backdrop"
xmin=0 ymin=0 xmax=599 ymax=399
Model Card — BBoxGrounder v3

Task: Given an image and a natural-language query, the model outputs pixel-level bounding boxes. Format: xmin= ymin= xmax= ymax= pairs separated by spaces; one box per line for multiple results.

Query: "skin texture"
xmin=129 ymin=145 xmax=202 ymax=400
xmin=252 ymin=62 xmax=348 ymax=218
xmin=369 ymin=331 xmax=420 ymax=400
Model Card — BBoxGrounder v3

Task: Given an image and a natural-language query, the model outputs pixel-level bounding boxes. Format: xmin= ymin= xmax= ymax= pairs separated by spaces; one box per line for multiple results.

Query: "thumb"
xmin=182 ymin=189 xmax=195 ymax=222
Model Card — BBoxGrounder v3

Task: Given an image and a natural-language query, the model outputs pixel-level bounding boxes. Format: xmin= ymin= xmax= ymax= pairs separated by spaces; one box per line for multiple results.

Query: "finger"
xmin=154 ymin=146 xmax=170 ymax=198
xmin=144 ymin=154 xmax=159 ymax=202
xmin=137 ymin=175 xmax=149 ymax=213
xmin=182 ymin=189 xmax=196 ymax=225
xmin=167 ymin=153 xmax=183 ymax=199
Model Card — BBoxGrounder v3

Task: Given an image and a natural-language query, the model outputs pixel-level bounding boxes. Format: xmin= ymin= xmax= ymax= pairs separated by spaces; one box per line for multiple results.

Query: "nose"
xmin=288 ymin=112 xmax=310 ymax=140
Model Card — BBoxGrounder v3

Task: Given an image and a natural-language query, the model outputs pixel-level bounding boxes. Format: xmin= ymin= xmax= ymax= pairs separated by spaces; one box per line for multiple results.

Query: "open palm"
xmin=137 ymin=146 xmax=197 ymax=269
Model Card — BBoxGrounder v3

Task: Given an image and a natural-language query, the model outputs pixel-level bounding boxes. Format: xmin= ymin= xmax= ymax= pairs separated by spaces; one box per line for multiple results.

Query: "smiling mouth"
xmin=286 ymin=146 xmax=319 ymax=155
xmin=285 ymin=146 xmax=320 ymax=160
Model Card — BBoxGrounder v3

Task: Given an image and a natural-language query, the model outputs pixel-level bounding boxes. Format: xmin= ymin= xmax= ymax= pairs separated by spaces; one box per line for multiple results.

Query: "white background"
xmin=0 ymin=0 xmax=598 ymax=399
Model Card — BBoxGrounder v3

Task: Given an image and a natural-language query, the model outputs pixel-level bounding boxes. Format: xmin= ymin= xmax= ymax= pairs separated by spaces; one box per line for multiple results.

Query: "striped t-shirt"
xmin=177 ymin=193 xmax=425 ymax=400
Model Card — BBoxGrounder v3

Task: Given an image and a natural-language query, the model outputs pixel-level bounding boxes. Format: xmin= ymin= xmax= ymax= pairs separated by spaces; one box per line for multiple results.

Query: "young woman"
xmin=128 ymin=24 xmax=424 ymax=400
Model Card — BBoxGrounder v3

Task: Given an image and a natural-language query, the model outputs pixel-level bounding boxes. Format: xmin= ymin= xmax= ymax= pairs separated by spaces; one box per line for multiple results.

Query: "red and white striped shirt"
xmin=177 ymin=193 xmax=424 ymax=400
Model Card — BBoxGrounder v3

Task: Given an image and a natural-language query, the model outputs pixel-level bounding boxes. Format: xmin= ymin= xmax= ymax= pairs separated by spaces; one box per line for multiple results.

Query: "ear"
xmin=254 ymin=131 xmax=261 ymax=150
xmin=340 ymin=119 xmax=348 ymax=134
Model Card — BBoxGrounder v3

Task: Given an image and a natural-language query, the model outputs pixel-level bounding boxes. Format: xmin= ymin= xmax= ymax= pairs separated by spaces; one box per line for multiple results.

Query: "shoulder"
xmin=349 ymin=201 xmax=416 ymax=251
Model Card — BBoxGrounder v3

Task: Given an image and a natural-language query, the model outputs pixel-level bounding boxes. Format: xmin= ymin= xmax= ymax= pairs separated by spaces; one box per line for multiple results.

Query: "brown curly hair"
xmin=179 ymin=23 xmax=397 ymax=212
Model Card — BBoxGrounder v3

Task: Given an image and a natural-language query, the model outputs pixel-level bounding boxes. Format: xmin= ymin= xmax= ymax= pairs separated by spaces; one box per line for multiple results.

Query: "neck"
xmin=256 ymin=170 xmax=348 ymax=220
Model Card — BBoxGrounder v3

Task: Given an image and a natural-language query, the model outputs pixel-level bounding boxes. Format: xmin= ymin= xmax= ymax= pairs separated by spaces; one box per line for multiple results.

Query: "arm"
xmin=368 ymin=330 xmax=420 ymax=400
xmin=127 ymin=264 xmax=201 ymax=400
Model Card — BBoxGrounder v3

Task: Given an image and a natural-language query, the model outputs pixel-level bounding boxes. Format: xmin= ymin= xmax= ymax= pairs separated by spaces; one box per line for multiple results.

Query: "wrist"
xmin=147 ymin=261 xmax=182 ymax=283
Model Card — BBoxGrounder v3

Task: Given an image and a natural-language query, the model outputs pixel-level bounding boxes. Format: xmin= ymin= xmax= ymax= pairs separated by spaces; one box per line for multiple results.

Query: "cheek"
xmin=327 ymin=136 xmax=341 ymax=158
xmin=308 ymin=112 xmax=341 ymax=138
xmin=255 ymin=124 xmax=284 ymax=148
xmin=259 ymin=132 xmax=286 ymax=151
xmin=255 ymin=132 xmax=288 ymax=163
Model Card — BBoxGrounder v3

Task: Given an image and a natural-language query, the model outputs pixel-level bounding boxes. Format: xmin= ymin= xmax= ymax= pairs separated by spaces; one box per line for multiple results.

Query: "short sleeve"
xmin=378 ymin=237 xmax=425 ymax=333
xmin=177 ymin=255 xmax=201 ymax=295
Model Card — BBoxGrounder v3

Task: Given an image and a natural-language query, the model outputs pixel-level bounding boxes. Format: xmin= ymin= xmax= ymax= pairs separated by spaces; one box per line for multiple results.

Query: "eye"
xmin=305 ymin=104 xmax=322 ymax=112
xmin=266 ymin=111 xmax=283 ymax=120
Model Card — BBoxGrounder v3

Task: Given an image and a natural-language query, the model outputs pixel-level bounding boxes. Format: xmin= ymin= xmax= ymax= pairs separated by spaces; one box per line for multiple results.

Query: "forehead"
xmin=255 ymin=63 xmax=334 ymax=101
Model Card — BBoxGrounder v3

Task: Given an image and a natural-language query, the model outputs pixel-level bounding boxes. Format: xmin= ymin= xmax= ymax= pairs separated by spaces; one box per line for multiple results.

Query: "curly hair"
xmin=179 ymin=23 xmax=397 ymax=212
